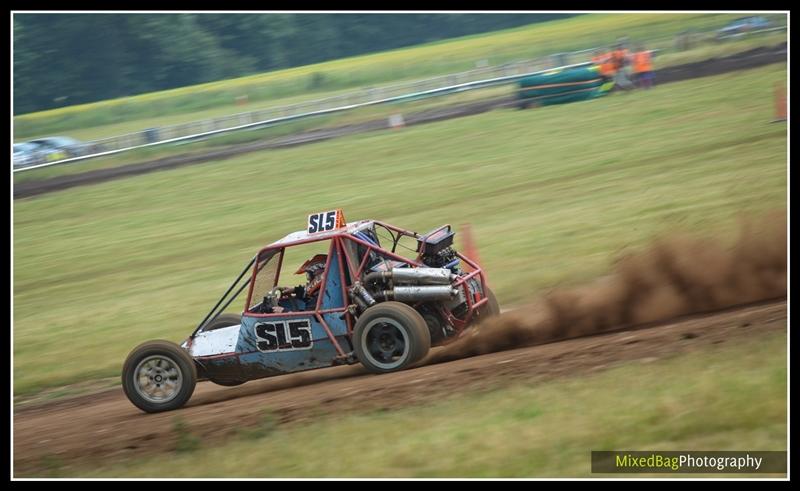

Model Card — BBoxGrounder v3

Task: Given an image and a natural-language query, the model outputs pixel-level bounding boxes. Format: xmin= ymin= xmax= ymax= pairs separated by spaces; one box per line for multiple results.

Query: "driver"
xmin=258 ymin=254 xmax=328 ymax=314
xmin=287 ymin=254 xmax=327 ymax=303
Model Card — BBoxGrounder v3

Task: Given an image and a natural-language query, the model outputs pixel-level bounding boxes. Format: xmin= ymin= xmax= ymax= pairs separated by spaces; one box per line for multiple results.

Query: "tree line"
xmin=13 ymin=13 xmax=576 ymax=115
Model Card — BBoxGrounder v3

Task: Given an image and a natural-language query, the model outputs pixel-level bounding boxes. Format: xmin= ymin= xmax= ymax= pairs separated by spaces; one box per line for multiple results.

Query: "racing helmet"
xmin=295 ymin=254 xmax=327 ymax=295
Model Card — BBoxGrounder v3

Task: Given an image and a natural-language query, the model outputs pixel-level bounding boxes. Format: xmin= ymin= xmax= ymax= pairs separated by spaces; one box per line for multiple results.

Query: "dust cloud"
xmin=429 ymin=210 xmax=787 ymax=364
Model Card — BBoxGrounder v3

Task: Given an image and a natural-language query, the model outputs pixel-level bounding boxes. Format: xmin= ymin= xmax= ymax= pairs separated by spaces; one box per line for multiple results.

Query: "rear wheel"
xmin=354 ymin=302 xmax=431 ymax=374
xmin=122 ymin=340 xmax=197 ymax=413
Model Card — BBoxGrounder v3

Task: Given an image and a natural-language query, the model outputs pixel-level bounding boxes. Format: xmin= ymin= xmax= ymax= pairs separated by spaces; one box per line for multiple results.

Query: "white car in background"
xmin=716 ymin=16 xmax=774 ymax=39
xmin=27 ymin=136 xmax=89 ymax=159
xmin=13 ymin=142 xmax=45 ymax=168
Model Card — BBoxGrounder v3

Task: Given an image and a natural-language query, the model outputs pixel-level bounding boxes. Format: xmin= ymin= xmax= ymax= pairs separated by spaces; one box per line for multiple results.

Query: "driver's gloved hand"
xmin=293 ymin=285 xmax=305 ymax=298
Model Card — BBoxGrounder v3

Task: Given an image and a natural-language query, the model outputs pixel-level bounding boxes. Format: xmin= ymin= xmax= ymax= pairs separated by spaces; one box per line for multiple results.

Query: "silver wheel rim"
xmin=133 ymin=355 xmax=183 ymax=404
xmin=361 ymin=317 xmax=410 ymax=370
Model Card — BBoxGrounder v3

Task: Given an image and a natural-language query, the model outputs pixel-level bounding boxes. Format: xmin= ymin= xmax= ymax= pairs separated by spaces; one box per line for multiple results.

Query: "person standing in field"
xmin=592 ymin=48 xmax=615 ymax=83
xmin=632 ymin=45 xmax=655 ymax=89
xmin=610 ymin=42 xmax=634 ymax=91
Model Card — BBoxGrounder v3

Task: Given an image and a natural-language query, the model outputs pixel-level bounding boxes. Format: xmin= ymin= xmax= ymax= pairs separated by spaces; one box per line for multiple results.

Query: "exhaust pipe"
xmin=380 ymin=286 xmax=459 ymax=302
xmin=365 ymin=268 xmax=456 ymax=285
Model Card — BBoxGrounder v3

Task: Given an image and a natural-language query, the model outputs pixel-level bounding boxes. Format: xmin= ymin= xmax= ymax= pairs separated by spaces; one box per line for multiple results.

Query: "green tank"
xmin=517 ymin=64 xmax=612 ymax=108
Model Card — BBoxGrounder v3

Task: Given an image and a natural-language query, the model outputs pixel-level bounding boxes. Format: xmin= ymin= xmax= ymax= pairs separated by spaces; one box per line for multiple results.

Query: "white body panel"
xmin=188 ymin=324 xmax=241 ymax=357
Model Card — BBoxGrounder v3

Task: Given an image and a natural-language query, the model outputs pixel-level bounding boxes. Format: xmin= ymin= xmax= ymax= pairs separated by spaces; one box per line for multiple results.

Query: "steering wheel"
xmin=257 ymin=287 xmax=283 ymax=313
xmin=268 ymin=287 xmax=285 ymax=301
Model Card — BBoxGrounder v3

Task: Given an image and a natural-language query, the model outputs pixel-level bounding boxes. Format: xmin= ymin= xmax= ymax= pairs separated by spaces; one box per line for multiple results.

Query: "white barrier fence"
xmin=14 ymin=53 xmax=592 ymax=173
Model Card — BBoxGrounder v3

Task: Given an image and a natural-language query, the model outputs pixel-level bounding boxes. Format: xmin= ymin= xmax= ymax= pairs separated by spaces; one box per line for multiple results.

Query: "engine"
xmin=417 ymin=227 xmax=461 ymax=272
xmin=421 ymin=245 xmax=460 ymax=271
xmin=346 ymin=225 xmax=482 ymax=342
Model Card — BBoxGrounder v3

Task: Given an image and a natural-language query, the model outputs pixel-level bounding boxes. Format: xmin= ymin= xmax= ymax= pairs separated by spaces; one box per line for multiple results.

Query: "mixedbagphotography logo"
xmin=591 ymin=451 xmax=787 ymax=474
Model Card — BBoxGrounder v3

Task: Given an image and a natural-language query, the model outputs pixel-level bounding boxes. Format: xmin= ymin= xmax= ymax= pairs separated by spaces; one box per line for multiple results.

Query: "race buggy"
xmin=122 ymin=210 xmax=499 ymax=413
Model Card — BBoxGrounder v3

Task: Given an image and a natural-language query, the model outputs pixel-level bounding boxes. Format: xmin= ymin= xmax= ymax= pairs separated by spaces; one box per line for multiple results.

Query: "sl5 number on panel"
xmin=308 ymin=209 xmax=344 ymax=234
xmin=254 ymin=320 xmax=313 ymax=352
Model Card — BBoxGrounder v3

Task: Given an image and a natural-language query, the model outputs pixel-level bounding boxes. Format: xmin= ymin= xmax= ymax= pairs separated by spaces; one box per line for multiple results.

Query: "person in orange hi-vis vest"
xmin=632 ymin=45 xmax=655 ymax=89
xmin=592 ymin=49 xmax=615 ymax=82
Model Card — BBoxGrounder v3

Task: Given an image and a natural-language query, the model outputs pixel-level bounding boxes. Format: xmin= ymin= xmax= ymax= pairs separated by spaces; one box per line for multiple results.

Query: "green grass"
xmin=57 ymin=330 xmax=787 ymax=477
xmin=13 ymin=13 xmax=786 ymax=140
xmin=12 ymin=63 xmax=787 ymax=395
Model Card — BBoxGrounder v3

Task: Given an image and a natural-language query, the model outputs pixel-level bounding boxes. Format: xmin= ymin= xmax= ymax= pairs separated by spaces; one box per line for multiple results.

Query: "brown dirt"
xmin=13 ymin=43 xmax=787 ymax=199
xmin=13 ymin=300 xmax=786 ymax=476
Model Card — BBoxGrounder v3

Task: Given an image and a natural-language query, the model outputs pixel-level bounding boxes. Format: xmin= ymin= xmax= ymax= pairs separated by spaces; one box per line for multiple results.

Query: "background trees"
xmin=13 ymin=13 xmax=574 ymax=114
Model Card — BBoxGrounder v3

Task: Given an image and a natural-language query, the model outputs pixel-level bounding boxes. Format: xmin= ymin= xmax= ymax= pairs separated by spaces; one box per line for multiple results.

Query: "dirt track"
xmin=13 ymin=42 xmax=787 ymax=199
xmin=13 ymin=300 xmax=786 ymax=476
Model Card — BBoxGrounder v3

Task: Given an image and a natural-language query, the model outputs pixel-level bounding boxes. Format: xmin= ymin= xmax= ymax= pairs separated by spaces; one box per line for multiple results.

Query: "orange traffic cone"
xmin=773 ymin=82 xmax=786 ymax=123
xmin=460 ymin=223 xmax=483 ymax=273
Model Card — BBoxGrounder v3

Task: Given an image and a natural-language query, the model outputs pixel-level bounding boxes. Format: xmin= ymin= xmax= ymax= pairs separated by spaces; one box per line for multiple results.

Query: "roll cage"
xmin=192 ymin=220 xmax=489 ymax=344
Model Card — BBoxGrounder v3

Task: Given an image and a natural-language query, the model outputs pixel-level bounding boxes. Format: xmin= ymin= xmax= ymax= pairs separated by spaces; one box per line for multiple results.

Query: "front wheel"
xmin=354 ymin=302 xmax=431 ymax=374
xmin=122 ymin=340 xmax=197 ymax=413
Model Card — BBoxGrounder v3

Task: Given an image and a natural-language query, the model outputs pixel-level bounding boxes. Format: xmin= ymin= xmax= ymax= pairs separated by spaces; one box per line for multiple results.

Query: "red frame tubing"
xmin=345 ymin=233 xmax=423 ymax=272
xmin=243 ymin=253 xmax=261 ymax=313
xmin=357 ymin=251 xmax=371 ymax=278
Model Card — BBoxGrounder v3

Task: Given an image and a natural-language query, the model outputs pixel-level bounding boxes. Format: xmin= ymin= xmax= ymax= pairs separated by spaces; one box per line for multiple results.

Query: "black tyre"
xmin=122 ymin=340 xmax=197 ymax=413
xmin=354 ymin=302 xmax=431 ymax=374
xmin=199 ymin=313 xmax=241 ymax=333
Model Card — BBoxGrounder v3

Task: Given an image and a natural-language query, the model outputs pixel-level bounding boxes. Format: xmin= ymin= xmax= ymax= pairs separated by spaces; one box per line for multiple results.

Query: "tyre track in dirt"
xmin=13 ymin=300 xmax=786 ymax=476
xmin=13 ymin=43 xmax=786 ymax=200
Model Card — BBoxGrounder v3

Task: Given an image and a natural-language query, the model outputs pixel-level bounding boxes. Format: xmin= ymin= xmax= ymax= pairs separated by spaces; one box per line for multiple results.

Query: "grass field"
xmin=56 ymin=330 xmax=786 ymax=477
xmin=13 ymin=13 xmax=786 ymax=140
xmin=12 ymin=63 xmax=787 ymax=396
